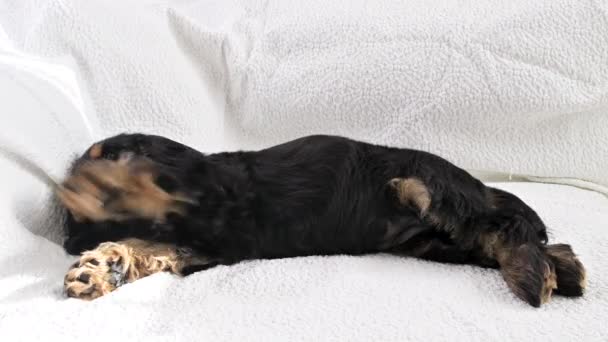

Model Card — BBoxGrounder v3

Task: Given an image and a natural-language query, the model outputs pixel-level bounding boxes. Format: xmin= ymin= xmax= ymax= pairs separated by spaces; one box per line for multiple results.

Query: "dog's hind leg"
xmin=386 ymin=178 xmax=493 ymax=266
xmin=485 ymin=188 xmax=586 ymax=301
xmin=388 ymin=178 xmax=583 ymax=307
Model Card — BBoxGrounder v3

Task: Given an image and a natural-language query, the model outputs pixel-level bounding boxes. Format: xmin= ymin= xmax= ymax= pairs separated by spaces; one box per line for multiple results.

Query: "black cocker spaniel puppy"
xmin=58 ymin=133 xmax=585 ymax=307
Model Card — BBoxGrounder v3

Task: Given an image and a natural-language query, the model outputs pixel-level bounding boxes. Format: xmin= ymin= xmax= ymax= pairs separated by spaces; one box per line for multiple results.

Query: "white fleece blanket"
xmin=2 ymin=179 xmax=607 ymax=342
xmin=1 ymin=0 xmax=608 ymax=340
xmin=1 ymin=0 xmax=607 ymax=189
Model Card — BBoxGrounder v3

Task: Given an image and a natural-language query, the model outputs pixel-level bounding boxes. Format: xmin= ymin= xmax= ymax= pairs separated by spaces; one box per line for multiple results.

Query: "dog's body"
xmin=59 ymin=134 xmax=586 ymax=306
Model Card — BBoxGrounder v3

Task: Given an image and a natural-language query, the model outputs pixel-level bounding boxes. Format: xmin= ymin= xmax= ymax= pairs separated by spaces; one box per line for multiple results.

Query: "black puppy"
xmin=58 ymin=134 xmax=585 ymax=306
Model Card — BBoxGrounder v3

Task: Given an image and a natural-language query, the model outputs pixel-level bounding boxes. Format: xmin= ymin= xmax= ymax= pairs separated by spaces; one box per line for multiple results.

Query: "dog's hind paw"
xmin=545 ymin=244 xmax=586 ymax=297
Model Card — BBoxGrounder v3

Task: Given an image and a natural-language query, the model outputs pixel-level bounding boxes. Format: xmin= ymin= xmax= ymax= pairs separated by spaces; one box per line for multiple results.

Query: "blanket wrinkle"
xmin=479 ymin=45 xmax=602 ymax=87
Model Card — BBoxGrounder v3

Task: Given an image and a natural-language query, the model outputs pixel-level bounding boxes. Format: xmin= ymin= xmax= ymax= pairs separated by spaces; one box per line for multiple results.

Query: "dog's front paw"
xmin=64 ymin=239 xmax=198 ymax=300
xmin=64 ymin=242 xmax=130 ymax=300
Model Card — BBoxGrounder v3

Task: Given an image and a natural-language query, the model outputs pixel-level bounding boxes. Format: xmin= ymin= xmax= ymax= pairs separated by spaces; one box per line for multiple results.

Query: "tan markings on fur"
xmin=580 ymin=268 xmax=587 ymax=289
xmin=481 ymin=236 xmax=557 ymax=304
xmin=57 ymin=156 xmax=192 ymax=223
xmin=120 ymin=238 xmax=184 ymax=278
xmin=64 ymin=239 xmax=206 ymax=300
xmin=545 ymin=244 xmax=587 ymax=291
xmin=57 ymin=179 xmax=107 ymax=222
xmin=389 ymin=178 xmax=431 ymax=214
xmin=64 ymin=246 xmax=122 ymax=300
xmin=542 ymin=263 xmax=558 ymax=304
xmin=88 ymin=143 xmax=103 ymax=159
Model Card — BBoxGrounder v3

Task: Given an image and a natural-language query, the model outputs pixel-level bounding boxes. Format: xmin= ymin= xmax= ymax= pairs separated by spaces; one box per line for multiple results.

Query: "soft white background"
xmin=0 ymin=1 xmax=607 ymax=341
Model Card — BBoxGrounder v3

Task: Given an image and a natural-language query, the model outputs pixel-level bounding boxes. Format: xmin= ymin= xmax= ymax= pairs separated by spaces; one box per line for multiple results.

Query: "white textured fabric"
xmin=0 ymin=54 xmax=607 ymax=342
xmin=1 ymin=0 xmax=607 ymax=186
xmin=1 ymin=176 xmax=607 ymax=341
xmin=1 ymin=1 xmax=608 ymax=341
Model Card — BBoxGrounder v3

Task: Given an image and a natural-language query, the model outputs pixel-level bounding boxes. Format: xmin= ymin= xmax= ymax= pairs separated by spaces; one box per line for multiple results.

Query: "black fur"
xmin=62 ymin=133 xmax=585 ymax=306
